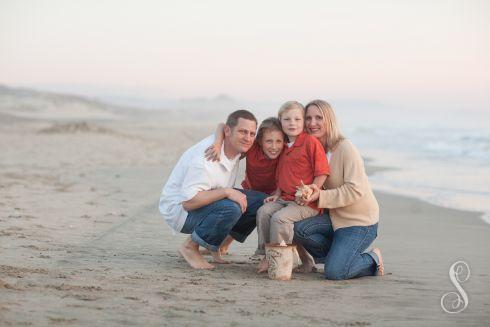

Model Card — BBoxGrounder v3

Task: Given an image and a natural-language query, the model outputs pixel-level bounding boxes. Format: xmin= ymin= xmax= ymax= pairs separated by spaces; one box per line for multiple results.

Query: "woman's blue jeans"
xmin=181 ymin=189 xmax=266 ymax=252
xmin=294 ymin=212 xmax=380 ymax=280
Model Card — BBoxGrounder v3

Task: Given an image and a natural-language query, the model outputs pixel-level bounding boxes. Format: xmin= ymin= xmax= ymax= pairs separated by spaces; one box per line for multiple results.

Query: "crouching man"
xmin=159 ymin=110 xmax=266 ymax=269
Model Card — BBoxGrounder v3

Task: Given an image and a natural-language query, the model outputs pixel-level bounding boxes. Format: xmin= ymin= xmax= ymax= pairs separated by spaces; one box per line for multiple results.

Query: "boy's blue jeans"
xmin=180 ymin=189 xmax=266 ymax=252
xmin=293 ymin=212 xmax=380 ymax=280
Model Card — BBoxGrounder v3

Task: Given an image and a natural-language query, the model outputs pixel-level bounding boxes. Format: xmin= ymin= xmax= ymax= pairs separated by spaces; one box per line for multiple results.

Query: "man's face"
xmin=225 ymin=118 xmax=257 ymax=154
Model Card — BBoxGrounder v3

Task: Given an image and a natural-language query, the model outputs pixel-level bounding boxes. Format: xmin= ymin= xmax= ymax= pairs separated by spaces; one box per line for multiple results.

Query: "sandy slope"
xmin=0 ymin=111 xmax=489 ymax=326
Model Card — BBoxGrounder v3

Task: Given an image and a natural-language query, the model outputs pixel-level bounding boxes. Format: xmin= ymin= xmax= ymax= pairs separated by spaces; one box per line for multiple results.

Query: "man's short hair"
xmin=225 ymin=110 xmax=257 ymax=128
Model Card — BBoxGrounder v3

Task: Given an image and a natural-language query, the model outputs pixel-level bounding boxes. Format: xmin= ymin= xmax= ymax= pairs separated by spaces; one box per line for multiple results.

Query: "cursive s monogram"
xmin=440 ymin=261 xmax=470 ymax=314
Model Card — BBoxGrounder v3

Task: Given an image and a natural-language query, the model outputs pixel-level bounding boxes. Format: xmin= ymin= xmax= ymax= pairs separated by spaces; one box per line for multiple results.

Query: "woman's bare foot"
xmin=372 ymin=248 xmax=384 ymax=276
xmin=256 ymin=257 xmax=268 ymax=273
xmin=178 ymin=237 xmax=215 ymax=270
xmin=210 ymin=251 xmax=230 ymax=264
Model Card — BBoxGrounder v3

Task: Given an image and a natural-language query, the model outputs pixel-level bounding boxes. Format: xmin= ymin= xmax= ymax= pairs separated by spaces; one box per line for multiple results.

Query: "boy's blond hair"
xmin=278 ymin=101 xmax=305 ymax=120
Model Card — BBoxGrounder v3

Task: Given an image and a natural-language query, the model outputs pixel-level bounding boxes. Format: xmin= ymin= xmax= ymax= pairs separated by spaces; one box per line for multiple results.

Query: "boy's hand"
xmin=296 ymin=184 xmax=320 ymax=206
xmin=264 ymin=195 xmax=279 ymax=203
xmin=205 ymin=144 xmax=221 ymax=162
xmin=294 ymin=180 xmax=313 ymax=203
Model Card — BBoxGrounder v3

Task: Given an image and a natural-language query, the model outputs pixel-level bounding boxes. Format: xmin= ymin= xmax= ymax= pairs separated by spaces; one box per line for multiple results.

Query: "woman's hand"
xmin=296 ymin=184 xmax=320 ymax=206
xmin=264 ymin=195 xmax=279 ymax=203
xmin=204 ymin=144 xmax=221 ymax=162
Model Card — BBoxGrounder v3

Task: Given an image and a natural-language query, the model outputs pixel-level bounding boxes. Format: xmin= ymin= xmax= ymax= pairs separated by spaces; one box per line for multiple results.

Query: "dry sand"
xmin=1 ymin=109 xmax=489 ymax=326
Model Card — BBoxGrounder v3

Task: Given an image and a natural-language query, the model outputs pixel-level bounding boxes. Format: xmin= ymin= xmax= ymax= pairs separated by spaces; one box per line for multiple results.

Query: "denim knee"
xmin=217 ymin=199 xmax=242 ymax=219
xmin=293 ymin=222 xmax=307 ymax=241
xmin=324 ymin=262 xmax=349 ymax=280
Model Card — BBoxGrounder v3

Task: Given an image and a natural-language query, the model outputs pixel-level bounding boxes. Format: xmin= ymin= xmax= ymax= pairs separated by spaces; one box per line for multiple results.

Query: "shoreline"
xmin=375 ymin=187 xmax=488 ymax=225
xmin=364 ymin=161 xmax=489 ymax=225
xmin=363 ymin=152 xmax=490 ymax=226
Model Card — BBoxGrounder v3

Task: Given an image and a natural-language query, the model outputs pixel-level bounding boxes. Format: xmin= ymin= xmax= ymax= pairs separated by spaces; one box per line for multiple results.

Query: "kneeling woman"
xmin=295 ymin=99 xmax=384 ymax=280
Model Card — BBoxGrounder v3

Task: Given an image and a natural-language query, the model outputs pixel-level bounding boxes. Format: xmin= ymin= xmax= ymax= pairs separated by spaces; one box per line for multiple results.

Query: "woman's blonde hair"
xmin=277 ymin=101 xmax=305 ymax=120
xmin=305 ymin=99 xmax=344 ymax=150
xmin=256 ymin=117 xmax=284 ymax=143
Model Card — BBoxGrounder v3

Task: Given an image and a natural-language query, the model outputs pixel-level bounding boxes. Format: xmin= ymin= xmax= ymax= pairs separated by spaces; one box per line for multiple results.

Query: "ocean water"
xmin=223 ymin=102 xmax=490 ymax=224
xmin=342 ymin=110 xmax=490 ymax=224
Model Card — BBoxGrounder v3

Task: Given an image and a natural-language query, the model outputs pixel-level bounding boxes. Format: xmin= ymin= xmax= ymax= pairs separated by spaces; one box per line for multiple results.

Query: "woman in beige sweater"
xmin=293 ymin=99 xmax=384 ymax=279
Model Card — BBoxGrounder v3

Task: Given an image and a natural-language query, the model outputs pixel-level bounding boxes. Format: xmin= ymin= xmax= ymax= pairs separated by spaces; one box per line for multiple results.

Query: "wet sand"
xmin=1 ymin=111 xmax=489 ymax=326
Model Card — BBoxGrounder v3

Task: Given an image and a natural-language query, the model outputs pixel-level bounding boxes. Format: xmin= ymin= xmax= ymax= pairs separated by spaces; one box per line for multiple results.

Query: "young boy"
xmin=256 ymin=101 xmax=329 ymax=272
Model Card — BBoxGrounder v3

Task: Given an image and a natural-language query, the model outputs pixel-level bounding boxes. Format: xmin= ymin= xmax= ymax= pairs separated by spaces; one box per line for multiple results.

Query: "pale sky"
xmin=1 ymin=0 xmax=489 ymax=107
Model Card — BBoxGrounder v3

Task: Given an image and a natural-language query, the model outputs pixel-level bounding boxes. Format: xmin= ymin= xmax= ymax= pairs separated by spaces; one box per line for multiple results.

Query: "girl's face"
xmin=259 ymin=129 xmax=284 ymax=159
xmin=280 ymin=108 xmax=304 ymax=138
xmin=305 ymin=105 xmax=327 ymax=140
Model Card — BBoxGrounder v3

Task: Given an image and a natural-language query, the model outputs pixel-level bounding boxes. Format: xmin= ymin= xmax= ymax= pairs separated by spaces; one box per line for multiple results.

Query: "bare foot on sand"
xmin=256 ymin=257 xmax=268 ymax=273
xmin=178 ymin=237 xmax=215 ymax=270
xmin=210 ymin=251 xmax=230 ymax=264
xmin=294 ymin=264 xmax=318 ymax=273
xmin=199 ymin=248 xmax=215 ymax=255
xmin=294 ymin=243 xmax=316 ymax=273
xmin=217 ymin=235 xmax=233 ymax=255
xmin=199 ymin=247 xmax=229 ymax=256
xmin=372 ymin=248 xmax=384 ymax=276
xmin=199 ymin=235 xmax=233 ymax=256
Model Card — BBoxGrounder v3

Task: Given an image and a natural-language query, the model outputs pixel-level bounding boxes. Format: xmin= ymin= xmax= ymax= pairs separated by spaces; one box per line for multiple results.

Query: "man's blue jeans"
xmin=294 ymin=212 xmax=380 ymax=280
xmin=181 ymin=189 xmax=266 ymax=252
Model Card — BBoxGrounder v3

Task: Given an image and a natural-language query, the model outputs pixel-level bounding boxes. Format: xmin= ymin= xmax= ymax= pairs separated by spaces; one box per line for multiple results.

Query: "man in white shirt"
xmin=159 ymin=110 xmax=266 ymax=269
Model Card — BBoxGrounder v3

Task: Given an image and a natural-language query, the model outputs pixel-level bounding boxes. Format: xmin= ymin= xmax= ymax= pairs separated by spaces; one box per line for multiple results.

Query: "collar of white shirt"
xmin=219 ymin=142 xmax=241 ymax=171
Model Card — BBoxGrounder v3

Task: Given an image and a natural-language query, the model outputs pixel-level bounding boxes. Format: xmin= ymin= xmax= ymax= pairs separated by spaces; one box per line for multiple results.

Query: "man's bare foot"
xmin=294 ymin=263 xmax=318 ymax=273
xmin=210 ymin=251 xmax=230 ymax=264
xmin=218 ymin=235 xmax=234 ymax=255
xmin=178 ymin=237 xmax=215 ymax=270
xmin=199 ymin=235 xmax=233 ymax=256
xmin=199 ymin=247 xmax=229 ymax=256
xmin=256 ymin=257 xmax=268 ymax=273
xmin=199 ymin=248 xmax=211 ymax=255
xmin=372 ymin=248 xmax=384 ymax=276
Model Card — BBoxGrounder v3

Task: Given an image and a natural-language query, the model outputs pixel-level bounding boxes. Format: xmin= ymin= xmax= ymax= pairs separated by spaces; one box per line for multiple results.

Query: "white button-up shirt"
xmin=159 ymin=135 xmax=240 ymax=233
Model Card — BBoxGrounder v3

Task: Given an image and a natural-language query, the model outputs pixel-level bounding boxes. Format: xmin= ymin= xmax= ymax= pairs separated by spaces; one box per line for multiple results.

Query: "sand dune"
xmin=38 ymin=121 xmax=117 ymax=135
xmin=0 ymin=85 xmax=122 ymax=121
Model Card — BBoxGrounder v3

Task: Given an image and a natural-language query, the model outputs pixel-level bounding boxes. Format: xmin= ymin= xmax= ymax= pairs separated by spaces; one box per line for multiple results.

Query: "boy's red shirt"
xmin=276 ymin=132 xmax=330 ymax=209
xmin=241 ymin=142 xmax=281 ymax=195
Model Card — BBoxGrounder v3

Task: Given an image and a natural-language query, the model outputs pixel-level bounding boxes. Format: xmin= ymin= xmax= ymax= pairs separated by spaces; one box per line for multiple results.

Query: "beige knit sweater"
xmin=318 ymin=139 xmax=379 ymax=230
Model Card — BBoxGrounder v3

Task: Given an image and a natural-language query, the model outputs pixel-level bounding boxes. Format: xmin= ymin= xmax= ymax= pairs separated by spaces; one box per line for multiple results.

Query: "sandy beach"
xmin=1 ymin=92 xmax=489 ymax=326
